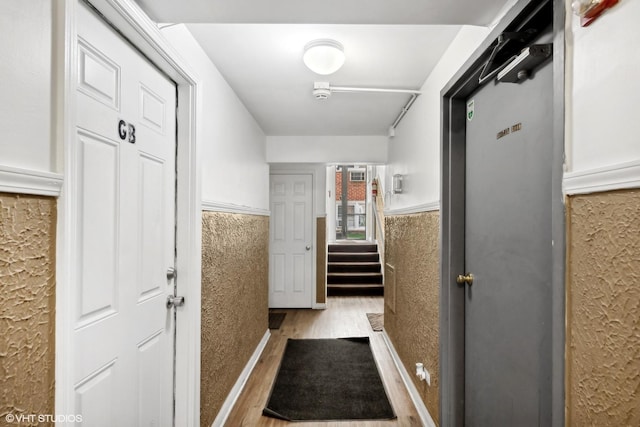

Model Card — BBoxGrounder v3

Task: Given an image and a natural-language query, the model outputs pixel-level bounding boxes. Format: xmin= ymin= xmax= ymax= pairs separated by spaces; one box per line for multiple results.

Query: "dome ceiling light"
xmin=303 ymin=39 xmax=345 ymax=75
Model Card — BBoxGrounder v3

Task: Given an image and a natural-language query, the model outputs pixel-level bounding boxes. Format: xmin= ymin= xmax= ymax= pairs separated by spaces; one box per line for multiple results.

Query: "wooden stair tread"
xmin=327 ymin=272 xmax=382 ymax=277
xmin=328 ymin=245 xmax=378 ymax=253
xmin=328 ymin=262 xmax=381 ymax=266
xmin=329 ymin=252 xmax=379 ymax=256
xmin=328 ymin=255 xmax=379 ymax=261
xmin=327 ymin=284 xmax=384 ymax=288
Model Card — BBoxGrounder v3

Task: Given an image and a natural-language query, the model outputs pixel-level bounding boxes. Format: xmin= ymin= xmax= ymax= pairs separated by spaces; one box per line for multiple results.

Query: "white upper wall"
xmin=266 ymin=135 xmax=388 ymax=164
xmin=567 ymin=1 xmax=640 ymax=174
xmin=384 ymin=25 xmax=489 ymax=212
xmin=0 ymin=0 xmax=53 ymax=173
xmin=161 ymin=25 xmax=269 ymax=211
xmin=6 ymin=1 xmax=633 ymax=204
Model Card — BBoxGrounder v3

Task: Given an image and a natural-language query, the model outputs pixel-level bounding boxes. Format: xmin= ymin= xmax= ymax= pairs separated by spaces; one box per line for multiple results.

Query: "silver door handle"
xmin=306 ymin=245 xmax=312 ymax=251
xmin=167 ymin=295 xmax=185 ymax=309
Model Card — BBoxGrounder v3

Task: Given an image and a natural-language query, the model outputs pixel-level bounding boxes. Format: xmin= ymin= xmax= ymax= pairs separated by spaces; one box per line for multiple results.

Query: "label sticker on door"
xmin=467 ymin=100 xmax=475 ymax=122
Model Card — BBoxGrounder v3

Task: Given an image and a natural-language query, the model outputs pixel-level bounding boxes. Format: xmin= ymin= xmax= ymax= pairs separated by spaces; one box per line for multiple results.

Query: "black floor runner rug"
xmin=263 ymin=337 xmax=396 ymax=421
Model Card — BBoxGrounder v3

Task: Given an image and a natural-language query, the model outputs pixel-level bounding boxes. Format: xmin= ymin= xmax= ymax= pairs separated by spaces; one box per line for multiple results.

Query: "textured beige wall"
xmin=316 ymin=217 xmax=326 ymax=304
xmin=0 ymin=193 xmax=56 ymax=421
xmin=384 ymin=211 xmax=440 ymax=424
xmin=200 ymin=212 xmax=269 ymax=426
xmin=566 ymin=190 xmax=640 ymax=426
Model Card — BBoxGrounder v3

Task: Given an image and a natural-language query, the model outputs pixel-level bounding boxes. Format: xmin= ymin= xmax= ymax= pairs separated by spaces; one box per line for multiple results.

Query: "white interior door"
xmin=269 ymin=174 xmax=314 ymax=308
xmin=70 ymin=2 xmax=177 ymax=424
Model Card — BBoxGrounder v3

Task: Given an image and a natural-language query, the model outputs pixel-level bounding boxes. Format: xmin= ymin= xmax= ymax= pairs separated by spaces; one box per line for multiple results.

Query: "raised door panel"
xmin=74 ymin=361 xmax=117 ymax=427
xmin=137 ymin=332 xmax=164 ymax=426
xmin=293 ymin=202 xmax=306 ymax=242
xmin=272 ymin=202 xmax=286 ymax=242
xmin=77 ymin=39 xmax=121 ymax=110
xmin=139 ymin=84 xmax=166 ymax=134
xmin=76 ymin=131 xmax=119 ymax=327
xmin=138 ymin=153 xmax=165 ymax=302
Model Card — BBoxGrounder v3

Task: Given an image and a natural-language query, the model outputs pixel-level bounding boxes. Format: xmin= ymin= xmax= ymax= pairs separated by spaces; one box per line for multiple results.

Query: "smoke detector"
xmin=313 ymin=82 xmax=331 ymax=100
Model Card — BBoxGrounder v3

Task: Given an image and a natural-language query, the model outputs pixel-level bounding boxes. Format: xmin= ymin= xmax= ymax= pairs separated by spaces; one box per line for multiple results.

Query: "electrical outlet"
xmin=415 ymin=363 xmax=431 ymax=386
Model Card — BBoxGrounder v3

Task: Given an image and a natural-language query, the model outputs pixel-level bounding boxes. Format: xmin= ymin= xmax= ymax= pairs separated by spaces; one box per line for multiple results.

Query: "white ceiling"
xmin=136 ymin=0 xmax=511 ymax=26
xmin=134 ymin=0 xmax=512 ymax=136
xmin=185 ymin=24 xmax=462 ymax=135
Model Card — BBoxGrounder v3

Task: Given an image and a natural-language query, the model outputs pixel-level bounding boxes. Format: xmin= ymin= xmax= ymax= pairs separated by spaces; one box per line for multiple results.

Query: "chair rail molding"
xmin=564 ymin=159 xmax=640 ymax=195
xmin=384 ymin=200 xmax=440 ymax=216
xmin=201 ymin=200 xmax=270 ymax=216
xmin=0 ymin=165 xmax=63 ymax=197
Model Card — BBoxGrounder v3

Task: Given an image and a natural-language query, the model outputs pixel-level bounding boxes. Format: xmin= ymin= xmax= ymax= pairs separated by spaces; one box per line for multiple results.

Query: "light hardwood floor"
xmin=224 ymin=296 xmax=422 ymax=426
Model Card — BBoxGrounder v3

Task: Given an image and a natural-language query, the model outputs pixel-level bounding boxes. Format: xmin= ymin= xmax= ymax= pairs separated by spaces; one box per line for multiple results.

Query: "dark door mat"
xmin=366 ymin=313 xmax=383 ymax=332
xmin=263 ymin=337 xmax=396 ymax=421
xmin=269 ymin=312 xmax=286 ymax=329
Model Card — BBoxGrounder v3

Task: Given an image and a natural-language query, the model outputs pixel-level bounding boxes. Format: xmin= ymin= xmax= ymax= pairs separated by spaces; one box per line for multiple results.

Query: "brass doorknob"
xmin=456 ymin=273 xmax=474 ymax=285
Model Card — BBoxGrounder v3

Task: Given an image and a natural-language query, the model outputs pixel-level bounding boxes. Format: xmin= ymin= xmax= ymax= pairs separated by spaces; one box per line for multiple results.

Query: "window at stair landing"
xmin=336 ymin=165 xmax=367 ymax=240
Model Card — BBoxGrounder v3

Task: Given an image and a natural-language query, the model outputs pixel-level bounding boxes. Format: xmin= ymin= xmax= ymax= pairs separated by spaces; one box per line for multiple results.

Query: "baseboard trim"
xmin=382 ymin=331 xmax=436 ymax=427
xmin=564 ymin=160 xmax=640 ymax=195
xmin=0 ymin=165 xmax=63 ymax=197
xmin=313 ymin=303 xmax=327 ymax=309
xmin=384 ymin=201 xmax=440 ymax=216
xmin=211 ymin=329 xmax=271 ymax=427
xmin=202 ymin=200 xmax=270 ymax=216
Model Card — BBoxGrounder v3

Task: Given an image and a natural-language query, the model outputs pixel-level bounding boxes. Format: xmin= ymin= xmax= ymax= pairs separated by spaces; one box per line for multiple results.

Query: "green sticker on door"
xmin=467 ymin=100 xmax=475 ymax=122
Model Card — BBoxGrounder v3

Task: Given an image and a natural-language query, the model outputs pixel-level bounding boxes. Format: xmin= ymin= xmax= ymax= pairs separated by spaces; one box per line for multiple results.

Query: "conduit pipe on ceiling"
xmin=328 ymin=85 xmax=422 ymax=95
xmin=312 ymin=82 xmax=421 ymax=134
xmin=390 ymin=92 xmax=419 ymax=131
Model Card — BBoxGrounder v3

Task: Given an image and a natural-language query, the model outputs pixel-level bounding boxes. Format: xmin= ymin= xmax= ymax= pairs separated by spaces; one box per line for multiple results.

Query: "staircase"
xmin=327 ymin=242 xmax=383 ymax=296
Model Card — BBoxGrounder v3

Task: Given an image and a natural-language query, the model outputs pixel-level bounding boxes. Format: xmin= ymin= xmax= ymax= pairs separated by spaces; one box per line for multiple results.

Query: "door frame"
xmin=326 ymin=165 xmax=337 ymax=243
xmin=439 ymin=1 xmax=566 ymax=426
xmin=333 ymin=164 xmax=372 ymax=242
xmin=55 ymin=0 xmax=202 ymax=425
xmin=268 ymin=169 xmax=318 ymax=309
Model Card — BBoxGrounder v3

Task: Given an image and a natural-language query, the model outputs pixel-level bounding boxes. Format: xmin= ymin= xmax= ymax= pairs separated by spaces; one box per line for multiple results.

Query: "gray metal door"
xmin=463 ymin=61 xmax=553 ymax=425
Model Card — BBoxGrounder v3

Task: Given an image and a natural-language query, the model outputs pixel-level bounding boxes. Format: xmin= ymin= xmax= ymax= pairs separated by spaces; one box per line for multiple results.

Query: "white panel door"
xmin=71 ymin=2 xmax=177 ymax=425
xmin=269 ymin=174 xmax=313 ymax=308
